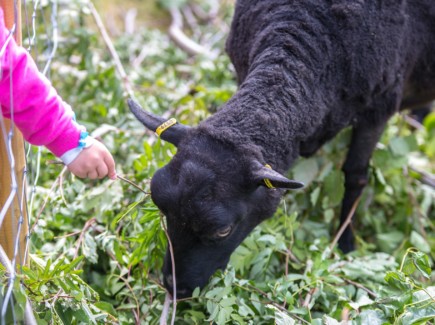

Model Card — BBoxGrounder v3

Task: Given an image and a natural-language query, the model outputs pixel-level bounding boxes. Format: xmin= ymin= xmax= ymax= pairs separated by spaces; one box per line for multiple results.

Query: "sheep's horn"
xmin=128 ymin=98 xmax=190 ymax=146
xmin=251 ymin=161 xmax=304 ymax=189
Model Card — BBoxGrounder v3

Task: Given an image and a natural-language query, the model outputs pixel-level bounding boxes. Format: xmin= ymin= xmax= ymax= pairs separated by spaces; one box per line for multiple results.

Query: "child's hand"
xmin=67 ymin=141 xmax=116 ymax=180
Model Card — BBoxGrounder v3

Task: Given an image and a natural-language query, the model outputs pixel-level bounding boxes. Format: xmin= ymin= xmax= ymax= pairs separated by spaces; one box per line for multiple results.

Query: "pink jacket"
xmin=0 ymin=8 xmax=81 ymax=157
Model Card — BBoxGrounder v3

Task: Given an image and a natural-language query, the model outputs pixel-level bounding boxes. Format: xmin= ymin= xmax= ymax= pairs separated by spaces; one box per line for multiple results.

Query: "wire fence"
xmin=0 ymin=0 xmax=59 ymax=323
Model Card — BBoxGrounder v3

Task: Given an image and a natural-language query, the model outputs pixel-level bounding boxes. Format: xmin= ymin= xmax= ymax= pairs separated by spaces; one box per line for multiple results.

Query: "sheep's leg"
xmin=337 ymin=121 xmax=387 ymax=253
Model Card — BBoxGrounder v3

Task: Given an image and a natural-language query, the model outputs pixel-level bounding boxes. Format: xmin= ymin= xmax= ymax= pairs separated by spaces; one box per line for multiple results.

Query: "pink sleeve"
xmin=0 ymin=8 xmax=81 ymax=157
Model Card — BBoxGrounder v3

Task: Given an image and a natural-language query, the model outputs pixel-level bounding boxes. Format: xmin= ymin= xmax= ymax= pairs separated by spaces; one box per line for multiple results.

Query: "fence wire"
xmin=0 ymin=0 xmax=59 ymax=323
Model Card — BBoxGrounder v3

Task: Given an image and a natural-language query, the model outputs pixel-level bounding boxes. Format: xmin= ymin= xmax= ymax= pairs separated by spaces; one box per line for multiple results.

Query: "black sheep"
xmin=129 ymin=0 xmax=435 ymax=298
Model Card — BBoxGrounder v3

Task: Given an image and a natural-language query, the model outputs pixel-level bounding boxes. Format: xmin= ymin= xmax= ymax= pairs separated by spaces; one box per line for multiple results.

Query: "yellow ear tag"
xmin=264 ymin=164 xmax=276 ymax=189
xmin=155 ymin=118 xmax=177 ymax=137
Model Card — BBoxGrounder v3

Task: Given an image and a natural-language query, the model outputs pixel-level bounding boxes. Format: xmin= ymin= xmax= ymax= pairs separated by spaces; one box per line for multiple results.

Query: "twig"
xmin=107 ymin=250 xmax=150 ymax=322
xmin=284 ymin=249 xmax=300 ymax=276
xmin=0 ymin=245 xmax=38 ymax=325
xmin=88 ymin=1 xmax=133 ymax=97
xmin=409 ymin=166 xmax=435 ymax=189
xmin=118 ymin=274 xmax=141 ymax=325
xmin=90 ymin=124 xmax=119 ymax=139
xmin=403 ymin=166 xmax=430 ymax=239
xmin=59 ymin=168 xmax=68 ymax=207
xmin=124 ymin=8 xmax=137 ymax=35
xmin=181 ymin=6 xmax=199 ymax=37
xmin=190 ymin=3 xmax=219 ymax=22
xmin=263 ymin=301 xmax=310 ymax=325
xmin=53 ymin=230 xmax=82 ymax=239
xmin=46 ymin=164 xmax=149 ymax=198
xmin=168 ymin=7 xmax=214 ymax=57
xmin=160 ymin=294 xmax=172 ymax=325
xmin=343 ymin=278 xmax=377 ymax=298
xmin=403 ymin=115 xmax=424 ymax=130
xmin=29 ymin=166 xmax=68 ymax=234
xmin=117 ymin=175 xmax=150 ymax=195
xmin=160 ymin=216 xmax=177 ymax=325
xmin=341 ymin=308 xmax=350 ymax=323
xmin=43 ymin=294 xmax=75 ymax=302
xmin=46 ymin=159 xmax=64 ymax=165
xmin=328 ymin=196 xmax=362 ymax=254
xmin=302 ymin=287 xmax=318 ymax=308
xmin=73 ymin=217 xmax=97 ymax=260
xmin=234 ymin=282 xmax=310 ymax=324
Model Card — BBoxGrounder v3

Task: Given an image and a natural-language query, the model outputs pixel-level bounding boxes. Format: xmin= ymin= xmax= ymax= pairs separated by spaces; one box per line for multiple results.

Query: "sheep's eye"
xmin=215 ymin=226 xmax=232 ymax=238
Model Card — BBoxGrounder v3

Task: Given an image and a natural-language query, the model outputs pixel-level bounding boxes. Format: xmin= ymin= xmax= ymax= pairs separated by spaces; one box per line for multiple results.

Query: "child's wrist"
xmin=60 ymin=130 xmax=95 ymax=165
xmin=77 ymin=130 xmax=96 ymax=149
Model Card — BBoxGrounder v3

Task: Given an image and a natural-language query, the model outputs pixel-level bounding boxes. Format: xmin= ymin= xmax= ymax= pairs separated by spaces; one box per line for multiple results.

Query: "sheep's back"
xmin=226 ymin=0 xmax=435 ymax=113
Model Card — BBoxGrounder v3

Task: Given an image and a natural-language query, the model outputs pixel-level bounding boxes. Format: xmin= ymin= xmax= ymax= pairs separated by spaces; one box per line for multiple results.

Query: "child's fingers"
xmin=103 ymin=151 xmax=116 ymax=179
xmin=97 ymin=163 xmax=108 ymax=179
xmin=67 ymin=163 xmax=86 ymax=178
xmin=65 ymin=141 xmax=116 ymax=180
xmin=87 ymin=170 xmax=99 ymax=179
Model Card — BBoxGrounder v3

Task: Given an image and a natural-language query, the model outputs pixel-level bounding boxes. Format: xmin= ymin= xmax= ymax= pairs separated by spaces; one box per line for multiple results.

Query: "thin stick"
xmin=328 ymin=196 xmax=362 ymax=254
xmin=302 ymin=287 xmax=318 ymax=308
xmin=29 ymin=166 xmax=68 ymax=234
xmin=53 ymin=230 xmax=82 ymax=239
xmin=118 ymin=275 xmax=141 ymax=325
xmin=73 ymin=217 xmax=96 ymax=260
xmin=403 ymin=166 xmax=430 ymax=238
xmin=88 ymin=1 xmax=133 ymax=97
xmin=168 ymin=7 xmax=214 ymax=57
xmin=403 ymin=115 xmax=424 ymax=130
xmin=160 ymin=294 xmax=171 ymax=325
xmin=409 ymin=166 xmax=435 ymax=189
xmin=233 ymin=282 xmax=310 ymax=325
xmin=59 ymin=168 xmax=68 ymax=207
xmin=50 ymin=217 xmax=97 ymax=312
xmin=46 ymin=161 xmax=150 ymax=195
xmin=343 ymin=278 xmax=377 ymax=298
xmin=160 ymin=216 xmax=177 ymax=325
xmin=117 ymin=175 xmax=150 ymax=195
xmin=0 ymin=245 xmax=37 ymax=325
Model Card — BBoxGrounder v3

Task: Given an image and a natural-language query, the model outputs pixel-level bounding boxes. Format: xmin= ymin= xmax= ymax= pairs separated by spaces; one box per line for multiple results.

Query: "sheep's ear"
xmin=128 ymin=98 xmax=190 ymax=146
xmin=251 ymin=161 xmax=304 ymax=189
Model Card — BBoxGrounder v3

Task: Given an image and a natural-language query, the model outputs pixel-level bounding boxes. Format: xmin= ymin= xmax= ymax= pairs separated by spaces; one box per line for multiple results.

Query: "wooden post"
xmin=0 ymin=0 xmax=28 ymax=266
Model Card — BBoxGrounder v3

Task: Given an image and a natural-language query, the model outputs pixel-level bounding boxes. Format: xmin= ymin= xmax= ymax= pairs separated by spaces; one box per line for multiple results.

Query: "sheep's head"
xmin=128 ymin=99 xmax=303 ymax=298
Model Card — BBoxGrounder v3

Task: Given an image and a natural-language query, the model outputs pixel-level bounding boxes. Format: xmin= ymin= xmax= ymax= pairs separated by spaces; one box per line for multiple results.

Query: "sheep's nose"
xmin=164 ymin=275 xmax=192 ymax=298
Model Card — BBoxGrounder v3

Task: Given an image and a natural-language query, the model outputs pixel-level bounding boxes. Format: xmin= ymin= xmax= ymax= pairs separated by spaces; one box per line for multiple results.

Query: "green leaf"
xmin=111 ymin=199 xmax=144 ymax=229
xmin=54 ymin=304 xmax=74 ymax=325
xmin=390 ymin=137 xmax=411 ymax=156
xmin=83 ymin=232 xmax=99 ymax=264
xmin=310 ymin=187 xmax=321 ymax=206
xmin=384 ymin=271 xmax=412 ymax=291
xmin=94 ymin=301 xmax=116 ymax=316
xmin=411 ymin=251 xmax=432 ymax=278
xmin=217 ymin=305 xmax=232 ymax=325
xmin=398 ymin=304 xmax=435 ymax=325
xmin=409 ymin=231 xmax=431 ymax=254
xmin=191 ymin=287 xmax=201 ymax=298
xmin=358 ymin=309 xmax=388 ymax=325
xmin=402 ymin=258 xmax=416 ymax=276
xmin=62 ymin=256 xmax=85 ymax=273
xmin=377 ymin=231 xmax=405 ymax=253
xmin=423 ymin=112 xmax=435 ymax=131
xmin=322 ymin=315 xmax=341 ymax=325
xmin=267 ymin=305 xmax=295 ymax=325
xmin=322 ymin=170 xmax=344 ymax=207
xmin=292 ymin=158 xmax=319 ymax=186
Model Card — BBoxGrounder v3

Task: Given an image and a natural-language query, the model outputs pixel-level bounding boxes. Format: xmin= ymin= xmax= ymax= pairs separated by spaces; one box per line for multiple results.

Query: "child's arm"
xmin=0 ymin=9 xmax=81 ymax=157
xmin=0 ymin=9 xmax=116 ymax=179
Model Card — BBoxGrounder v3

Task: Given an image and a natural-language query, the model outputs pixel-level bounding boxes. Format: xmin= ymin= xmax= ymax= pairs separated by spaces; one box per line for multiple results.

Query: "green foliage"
xmin=1 ymin=0 xmax=433 ymax=323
